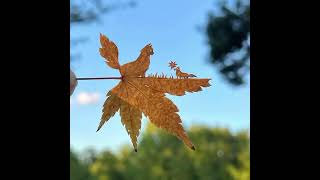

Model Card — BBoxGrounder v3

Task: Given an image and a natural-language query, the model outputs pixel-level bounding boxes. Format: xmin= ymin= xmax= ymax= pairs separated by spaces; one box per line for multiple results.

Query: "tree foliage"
xmin=70 ymin=151 xmax=94 ymax=180
xmin=71 ymin=125 xmax=250 ymax=180
xmin=206 ymin=0 xmax=250 ymax=86
xmin=70 ymin=0 xmax=135 ymax=61
xmin=70 ymin=0 xmax=135 ymax=25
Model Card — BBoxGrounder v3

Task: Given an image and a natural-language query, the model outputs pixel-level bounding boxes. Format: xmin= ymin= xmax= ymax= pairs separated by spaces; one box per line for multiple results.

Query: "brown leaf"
xmin=97 ymin=34 xmax=211 ymax=150
xmin=119 ymin=44 xmax=154 ymax=77
xmin=97 ymin=92 xmax=121 ymax=132
xmin=99 ymin=33 xmax=120 ymax=69
xmin=119 ymin=99 xmax=142 ymax=151
xmin=138 ymin=77 xmax=211 ymax=96
xmin=97 ymin=91 xmax=143 ymax=150
xmin=110 ymin=79 xmax=194 ymax=149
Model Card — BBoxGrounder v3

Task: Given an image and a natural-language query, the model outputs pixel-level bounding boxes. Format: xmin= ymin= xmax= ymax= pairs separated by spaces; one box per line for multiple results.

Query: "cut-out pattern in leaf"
xmin=97 ymin=33 xmax=211 ymax=151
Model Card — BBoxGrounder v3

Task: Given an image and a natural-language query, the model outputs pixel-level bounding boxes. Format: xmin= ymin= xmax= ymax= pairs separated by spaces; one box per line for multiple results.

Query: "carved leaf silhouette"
xmin=119 ymin=44 xmax=154 ymax=77
xmin=97 ymin=33 xmax=211 ymax=151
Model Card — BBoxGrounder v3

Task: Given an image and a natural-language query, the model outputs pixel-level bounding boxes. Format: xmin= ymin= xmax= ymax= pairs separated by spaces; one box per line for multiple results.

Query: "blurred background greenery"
xmin=71 ymin=0 xmax=249 ymax=179
xmin=71 ymin=124 xmax=249 ymax=180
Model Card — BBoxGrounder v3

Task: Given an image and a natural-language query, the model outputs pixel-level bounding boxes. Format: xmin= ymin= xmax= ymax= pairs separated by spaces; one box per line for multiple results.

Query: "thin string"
xmin=76 ymin=77 xmax=122 ymax=80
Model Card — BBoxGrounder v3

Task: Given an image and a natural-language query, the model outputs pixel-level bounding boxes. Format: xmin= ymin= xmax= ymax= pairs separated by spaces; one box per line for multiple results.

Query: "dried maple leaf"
xmin=96 ymin=91 xmax=121 ymax=131
xmin=119 ymin=100 xmax=142 ymax=151
xmin=97 ymin=33 xmax=211 ymax=151
xmin=119 ymin=43 xmax=154 ymax=77
xmin=99 ymin=34 xmax=120 ymax=69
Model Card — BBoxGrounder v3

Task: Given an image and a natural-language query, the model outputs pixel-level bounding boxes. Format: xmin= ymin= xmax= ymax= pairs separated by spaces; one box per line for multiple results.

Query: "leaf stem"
xmin=76 ymin=77 xmax=122 ymax=80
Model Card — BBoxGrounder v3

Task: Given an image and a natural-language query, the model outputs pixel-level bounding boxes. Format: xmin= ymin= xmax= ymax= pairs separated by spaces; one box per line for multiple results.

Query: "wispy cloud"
xmin=72 ymin=92 xmax=101 ymax=105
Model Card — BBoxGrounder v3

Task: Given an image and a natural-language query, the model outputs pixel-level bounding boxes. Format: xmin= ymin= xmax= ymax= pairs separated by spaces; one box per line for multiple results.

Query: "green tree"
xmin=70 ymin=150 xmax=95 ymax=180
xmin=206 ymin=0 xmax=250 ymax=86
xmin=228 ymin=146 xmax=250 ymax=180
xmin=87 ymin=124 xmax=250 ymax=180
xmin=89 ymin=150 xmax=126 ymax=180
xmin=70 ymin=0 xmax=136 ymax=61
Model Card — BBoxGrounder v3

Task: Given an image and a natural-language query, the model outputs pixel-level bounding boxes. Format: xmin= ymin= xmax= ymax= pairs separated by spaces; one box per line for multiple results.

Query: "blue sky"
xmin=70 ymin=0 xmax=250 ymax=153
